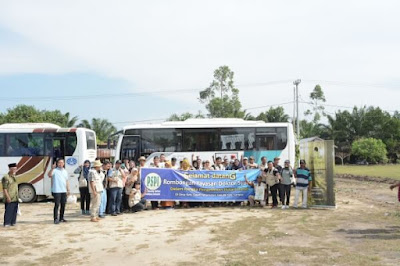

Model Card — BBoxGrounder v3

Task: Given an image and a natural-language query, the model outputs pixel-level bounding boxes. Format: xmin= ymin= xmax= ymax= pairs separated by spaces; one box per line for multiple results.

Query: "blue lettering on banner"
xmin=141 ymin=168 xmax=260 ymax=202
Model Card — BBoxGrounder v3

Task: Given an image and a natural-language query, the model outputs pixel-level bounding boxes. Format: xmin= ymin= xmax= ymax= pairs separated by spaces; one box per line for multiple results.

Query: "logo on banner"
xmin=145 ymin=173 xmax=162 ymax=190
xmin=66 ymin=157 xmax=77 ymax=166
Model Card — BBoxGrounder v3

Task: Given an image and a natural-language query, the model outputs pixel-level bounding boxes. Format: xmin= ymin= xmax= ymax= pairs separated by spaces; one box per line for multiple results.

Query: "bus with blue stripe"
xmin=114 ymin=118 xmax=295 ymax=168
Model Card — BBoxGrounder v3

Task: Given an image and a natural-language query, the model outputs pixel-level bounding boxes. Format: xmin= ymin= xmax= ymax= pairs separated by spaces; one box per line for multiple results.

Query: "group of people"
xmin=74 ymin=158 xmax=147 ymax=223
xmin=148 ymin=154 xmax=312 ymax=209
xmin=3 ymin=154 xmax=400 ymax=227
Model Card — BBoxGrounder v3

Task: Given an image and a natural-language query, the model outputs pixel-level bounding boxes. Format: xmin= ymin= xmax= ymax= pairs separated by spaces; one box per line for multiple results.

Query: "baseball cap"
xmin=300 ymin=159 xmax=306 ymax=164
xmin=284 ymin=160 xmax=290 ymax=164
xmin=243 ymin=157 xmax=248 ymax=160
xmin=115 ymin=160 xmax=122 ymax=164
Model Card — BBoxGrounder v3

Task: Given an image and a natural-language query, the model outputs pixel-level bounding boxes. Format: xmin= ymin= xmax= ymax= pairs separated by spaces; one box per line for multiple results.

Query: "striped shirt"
xmin=295 ymin=167 xmax=312 ymax=188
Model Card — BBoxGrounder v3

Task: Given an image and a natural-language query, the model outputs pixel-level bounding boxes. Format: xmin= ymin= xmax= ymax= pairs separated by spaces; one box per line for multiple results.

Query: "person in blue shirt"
xmin=293 ymin=160 xmax=312 ymax=208
xmin=48 ymin=159 xmax=70 ymax=224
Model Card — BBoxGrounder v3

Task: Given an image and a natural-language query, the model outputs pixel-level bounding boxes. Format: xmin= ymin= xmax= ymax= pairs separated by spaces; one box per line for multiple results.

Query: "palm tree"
xmin=64 ymin=112 xmax=79 ymax=127
xmin=77 ymin=118 xmax=117 ymax=144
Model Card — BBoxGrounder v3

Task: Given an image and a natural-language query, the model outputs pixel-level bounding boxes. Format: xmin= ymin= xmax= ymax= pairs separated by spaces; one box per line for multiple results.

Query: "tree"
xmin=167 ymin=112 xmax=204 ymax=121
xmin=199 ymin=66 xmax=245 ymax=118
xmin=335 ymin=142 xmax=352 ymax=165
xmin=305 ymin=85 xmax=326 ymax=123
xmin=351 ymin=138 xmax=387 ymax=164
xmin=77 ymin=118 xmax=117 ymax=144
xmin=63 ymin=112 xmax=79 ymax=127
xmin=0 ymin=105 xmax=78 ymax=127
xmin=255 ymin=107 xmax=289 ymax=123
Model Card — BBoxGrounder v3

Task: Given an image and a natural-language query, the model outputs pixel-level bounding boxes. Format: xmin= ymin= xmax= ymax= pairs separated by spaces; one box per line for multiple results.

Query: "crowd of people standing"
xmin=3 ymin=154 xmax=314 ymax=226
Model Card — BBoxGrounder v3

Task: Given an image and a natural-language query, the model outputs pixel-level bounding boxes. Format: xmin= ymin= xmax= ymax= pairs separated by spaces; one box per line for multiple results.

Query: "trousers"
xmin=99 ymin=190 xmax=107 ymax=216
xmin=53 ymin=193 xmax=67 ymax=220
xmin=90 ymin=192 xmax=101 ymax=218
xmin=4 ymin=202 xmax=18 ymax=226
xmin=294 ymin=186 xmax=308 ymax=208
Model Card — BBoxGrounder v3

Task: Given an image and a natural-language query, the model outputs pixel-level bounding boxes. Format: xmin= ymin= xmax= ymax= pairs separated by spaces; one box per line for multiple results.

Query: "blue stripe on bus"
xmin=244 ymin=151 xmax=283 ymax=164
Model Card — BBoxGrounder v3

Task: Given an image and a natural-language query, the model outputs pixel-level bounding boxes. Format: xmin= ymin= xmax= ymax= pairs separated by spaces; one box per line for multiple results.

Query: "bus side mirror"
xmin=107 ymin=139 xmax=111 ymax=149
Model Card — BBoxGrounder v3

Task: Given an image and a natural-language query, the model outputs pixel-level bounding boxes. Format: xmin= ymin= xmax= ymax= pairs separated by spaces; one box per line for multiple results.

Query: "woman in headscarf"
xmin=161 ymin=161 xmax=175 ymax=209
xmin=75 ymin=160 xmax=91 ymax=215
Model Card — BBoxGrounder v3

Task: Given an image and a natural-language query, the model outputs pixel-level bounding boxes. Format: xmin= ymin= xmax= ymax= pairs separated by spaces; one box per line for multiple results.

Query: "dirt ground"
xmin=1 ymin=178 xmax=400 ymax=266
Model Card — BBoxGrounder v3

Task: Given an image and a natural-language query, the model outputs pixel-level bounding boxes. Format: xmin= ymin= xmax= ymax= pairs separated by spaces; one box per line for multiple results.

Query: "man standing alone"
xmin=48 ymin=159 xmax=70 ymax=224
xmin=2 ymin=163 xmax=19 ymax=227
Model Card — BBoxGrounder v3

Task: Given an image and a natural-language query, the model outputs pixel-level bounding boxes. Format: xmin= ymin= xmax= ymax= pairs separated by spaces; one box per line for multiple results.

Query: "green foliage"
xmin=199 ymin=66 xmax=244 ymax=118
xmin=305 ymin=84 xmax=326 ymax=123
xmin=77 ymin=118 xmax=116 ymax=144
xmin=351 ymin=138 xmax=388 ymax=164
xmin=254 ymin=107 xmax=289 ymax=123
xmin=167 ymin=112 xmax=205 ymax=121
xmin=0 ymin=105 xmax=78 ymax=127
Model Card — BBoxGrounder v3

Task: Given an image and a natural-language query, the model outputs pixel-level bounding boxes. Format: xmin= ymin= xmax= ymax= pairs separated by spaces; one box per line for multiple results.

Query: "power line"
xmin=0 ymin=80 xmax=293 ymax=102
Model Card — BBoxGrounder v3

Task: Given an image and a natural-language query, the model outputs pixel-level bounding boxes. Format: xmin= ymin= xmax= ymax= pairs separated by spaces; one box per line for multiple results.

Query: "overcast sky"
xmin=0 ymin=0 xmax=399 ymax=128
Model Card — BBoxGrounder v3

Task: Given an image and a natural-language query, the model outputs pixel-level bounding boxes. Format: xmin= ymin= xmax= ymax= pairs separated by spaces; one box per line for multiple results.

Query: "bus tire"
xmin=18 ymin=184 xmax=37 ymax=203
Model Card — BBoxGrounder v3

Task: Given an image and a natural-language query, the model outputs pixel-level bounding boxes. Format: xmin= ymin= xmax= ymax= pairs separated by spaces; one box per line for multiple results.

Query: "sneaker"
xmin=98 ymin=215 xmax=106 ymax=218
xmin=286 ymin=206 xmax=290 ymax=209
xmin=11 ymin=224 xmax=16 ymax=226
xmin=111 ymin=213 xmax=117 ymax=216
xmin=281 ymin=205 xmax=286 ymax=210
xmin=4 ymin=224 xmax=11 ymax=227
xmin=60 ymin=219 xmax=67 ymax=223
xmin=81 ymin=210 xmax=85 ymax=215
xmin=54 ymin=219 xmax=60 ymax=224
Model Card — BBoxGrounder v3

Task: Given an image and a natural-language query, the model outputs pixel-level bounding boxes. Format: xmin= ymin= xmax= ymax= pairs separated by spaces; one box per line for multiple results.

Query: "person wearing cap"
xmin=281 ymin=160 xmax=294 ymax=209
xmin=248 ymin=156 xmax=258 ymax=169
xmin=48 ymin=159 xmax=70 ymax=224
xmin=2 ymin=163 xmax=19 ymax=227
xmin=293 ymin=160 xmax=312 ymax=208
xmin=100 ymin=161 xmax=111 ymax=218
xmin=137 ymin=156 xmax=146 ymax=180
xmin=108 ymin=160 xmax=126 ymax=216
xmin=245 ymin=175 xmax=266 ymax=207
xmin=89 ymin=160 xmax=105 ymax=222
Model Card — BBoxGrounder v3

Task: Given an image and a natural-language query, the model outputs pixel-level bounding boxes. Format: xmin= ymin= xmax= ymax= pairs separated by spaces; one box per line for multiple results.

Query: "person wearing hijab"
xmin=75 ymin=160 xmax=91 ymax=215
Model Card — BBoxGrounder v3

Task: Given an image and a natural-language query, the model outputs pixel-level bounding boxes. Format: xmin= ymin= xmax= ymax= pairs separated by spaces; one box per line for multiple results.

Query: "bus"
xmin=114 ymin=118 xmax=295 ymax=168
xmin=0 ymin=123 xmax=97 ymax=202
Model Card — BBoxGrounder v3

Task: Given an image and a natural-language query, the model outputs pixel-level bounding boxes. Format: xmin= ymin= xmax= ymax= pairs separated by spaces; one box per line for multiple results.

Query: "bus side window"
xmin=0 ymin=134 xmax=4 ymax=156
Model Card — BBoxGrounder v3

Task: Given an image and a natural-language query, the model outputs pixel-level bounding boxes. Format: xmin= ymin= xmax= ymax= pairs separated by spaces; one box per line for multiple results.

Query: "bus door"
xmin=44 ymin=134 xmax=79 ymax=195
xmin=120 ymin=135 xmax=141 ymax=162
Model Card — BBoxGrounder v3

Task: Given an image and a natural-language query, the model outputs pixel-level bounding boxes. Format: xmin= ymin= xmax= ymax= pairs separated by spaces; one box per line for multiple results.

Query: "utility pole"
xmin=293 ymin=79 xmax=301 ymax=140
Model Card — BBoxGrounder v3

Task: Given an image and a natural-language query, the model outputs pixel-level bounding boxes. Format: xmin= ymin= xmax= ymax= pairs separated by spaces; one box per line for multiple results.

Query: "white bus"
xmin=0 ymin=123 xmax=97 ymax=202
xmin=114 ymin=118 xmax=295 ymax=168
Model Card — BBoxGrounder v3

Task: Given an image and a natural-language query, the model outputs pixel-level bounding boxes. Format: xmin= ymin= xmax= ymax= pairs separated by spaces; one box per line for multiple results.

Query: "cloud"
xmin=0 ymin=0 xmax=399 ymax=117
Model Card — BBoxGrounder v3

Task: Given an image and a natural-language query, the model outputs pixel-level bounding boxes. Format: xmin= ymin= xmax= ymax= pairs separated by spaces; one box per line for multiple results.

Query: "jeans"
xmin=270 ymin=184 xmax=279 ymax=207
xmin=53 ymin=193 xmax=67 ymax=220
xmin=4 ymin=202 xmax=18 ymax=226
xmin=132 ymin=199 xmax=147 ymax=212
xmin=79 ymin=187 xmax=90 ymax=211
xmin=109 ymin=187 xmax=123 ymax=214
xmin=294 ymin=186 xmax=308 ymax=208
xmin=282 ymin=184 xmax=291 ymax=206
xmin=99 ymin=190 xmax=107 ymax=216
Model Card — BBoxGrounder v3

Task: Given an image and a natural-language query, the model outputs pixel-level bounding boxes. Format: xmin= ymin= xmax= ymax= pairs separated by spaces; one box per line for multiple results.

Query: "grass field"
xmin=336 ymin=164 xmax=400 ymax=180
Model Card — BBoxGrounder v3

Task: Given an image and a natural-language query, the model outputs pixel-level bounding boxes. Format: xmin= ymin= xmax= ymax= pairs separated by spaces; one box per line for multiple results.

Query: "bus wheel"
xmin=18 ymin=184 xmax=37 ymax=203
